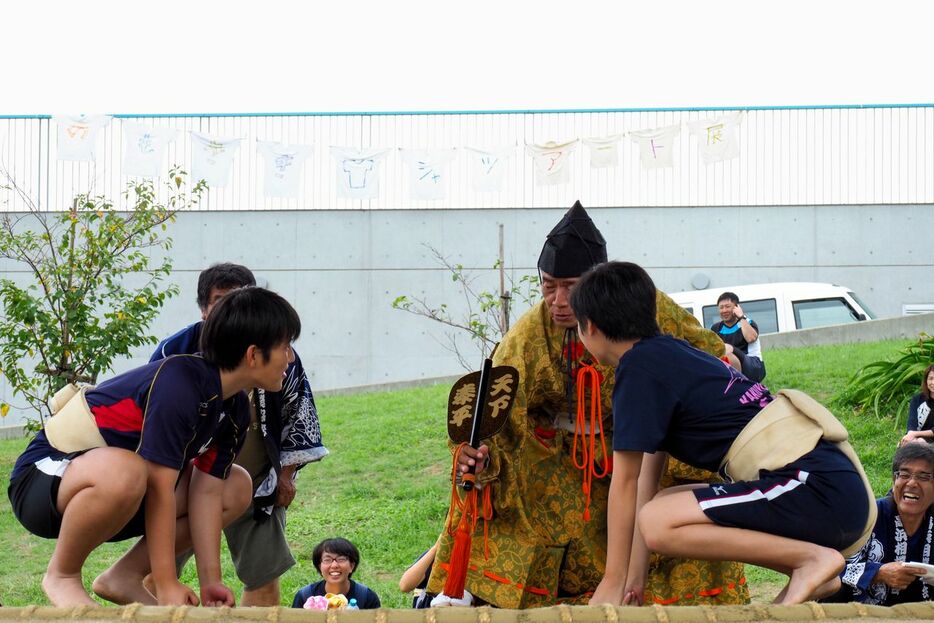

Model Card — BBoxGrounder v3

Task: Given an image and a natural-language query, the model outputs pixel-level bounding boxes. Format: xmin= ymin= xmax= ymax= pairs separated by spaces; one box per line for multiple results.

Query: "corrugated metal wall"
xmin=1 ymin=106 xmax=932 ymax=212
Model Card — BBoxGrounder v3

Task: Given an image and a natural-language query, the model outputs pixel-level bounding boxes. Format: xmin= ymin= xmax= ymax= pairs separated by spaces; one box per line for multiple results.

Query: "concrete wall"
xmin=1 ymin=203 xmax=932 ymax=425
xmin=760 ymin=312 xmax=934 ymax=350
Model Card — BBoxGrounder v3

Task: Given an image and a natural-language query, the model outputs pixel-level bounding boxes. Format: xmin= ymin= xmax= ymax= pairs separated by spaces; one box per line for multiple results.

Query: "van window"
xmin=702 ymin=299 xmax=779 ymax=335
xmin=792 ymin=298 xmax=861 ymax=329
xmin=847 ymin=291 xmax=876 ymax=319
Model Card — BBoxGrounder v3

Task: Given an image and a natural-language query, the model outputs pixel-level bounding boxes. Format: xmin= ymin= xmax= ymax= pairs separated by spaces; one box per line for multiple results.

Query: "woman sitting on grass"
xmin=833 ymin=443 xmax=934 ymax=605
xmin=291 ymin=538 xmax=381 ymax=609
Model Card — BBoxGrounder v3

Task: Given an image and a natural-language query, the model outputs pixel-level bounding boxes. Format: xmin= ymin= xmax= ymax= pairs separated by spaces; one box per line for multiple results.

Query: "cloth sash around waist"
xmin=720 ymin=388 xmax=876 ymax=558
xmin=44 ymin=383 xmax=107 ymax=453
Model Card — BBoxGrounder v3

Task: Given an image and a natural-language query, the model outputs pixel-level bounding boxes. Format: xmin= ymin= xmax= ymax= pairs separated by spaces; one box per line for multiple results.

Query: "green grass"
xmin=0 ymin=339 xmax=918 ymax=607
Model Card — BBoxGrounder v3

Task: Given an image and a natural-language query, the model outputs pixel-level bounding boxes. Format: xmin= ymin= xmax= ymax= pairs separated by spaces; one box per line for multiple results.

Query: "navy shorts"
xmin=8 ymin=457 xmax=146 ymax=541
xmin=732 ymin=349 xmax=766 ymax=383
xmin=694 ymin=441 xmax=869 ymax=551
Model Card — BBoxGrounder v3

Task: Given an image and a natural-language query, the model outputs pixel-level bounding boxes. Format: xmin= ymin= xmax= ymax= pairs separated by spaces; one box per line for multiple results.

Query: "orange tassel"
xmin=443 ymin=443 xmax=485 ymax=599
xmin=443 ymin=488 xmax=476 ymax=598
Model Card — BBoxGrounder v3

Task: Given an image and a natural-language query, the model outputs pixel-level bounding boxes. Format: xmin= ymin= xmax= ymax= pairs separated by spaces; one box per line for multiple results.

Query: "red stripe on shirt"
xmin=92 ymin=398 xmax=144 ymax=432
xmin=194 ymin=445 xmax=218 ymax=473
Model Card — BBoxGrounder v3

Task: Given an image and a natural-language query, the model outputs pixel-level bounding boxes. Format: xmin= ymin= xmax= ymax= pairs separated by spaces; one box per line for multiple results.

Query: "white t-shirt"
xmin=465 ymin=146 xmax=514 ymax=192
xmin=330 ymin=147 xmax=389 ymax=200
xmin=688 ymin=112 xmax=743 ymax=165
xmin=399 ymin=149 xmax=457 ymax=201
xmin=526 ymin=139 xmax=578 ymax=186
xmin=747 ymin=337 xmax=763 ymax=359
xmin=190 ymin=132 xmax=242 ymax=187
xmin=582 ymin=135 xmax=623 ymax=169
xmin=54 ymin=115 xmax=112 ymax=161
xmin=257 ymin=141 xmax=313 ymax=198
xmin=122 ymin=122 xmax=179 ymax=178
xmin=628 ymin=124 xmax=681 ymax=169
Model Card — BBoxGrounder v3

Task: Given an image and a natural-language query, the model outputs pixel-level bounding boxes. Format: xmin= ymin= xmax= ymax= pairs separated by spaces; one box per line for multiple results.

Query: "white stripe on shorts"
xmin=698 ymin=470 xmax=810 ymax=511
xmin=35 ymin=456 xmax=71 ymax=477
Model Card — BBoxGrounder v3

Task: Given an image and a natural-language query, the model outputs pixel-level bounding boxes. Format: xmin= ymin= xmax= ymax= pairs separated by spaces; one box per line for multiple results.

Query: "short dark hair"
xmin=197 ymin=263 xmax=256 ymax=310
xmin=922 ymin=364 xmax=934 ymax=401
xmin=569 ymin=261 xmax=659 ymax=341
xmin=313 ymin=538 xmax=361 ymax=577
xmin=718 ymin=291 xmax=739 ymax=305
xmin=199 ymin=287 xmax=301 ymax=370
xmin=892 ymin=442 xmax=934 ymax=474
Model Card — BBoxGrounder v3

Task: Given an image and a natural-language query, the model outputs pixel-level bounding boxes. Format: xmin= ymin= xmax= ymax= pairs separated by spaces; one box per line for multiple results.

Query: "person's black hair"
xmin=199 ymin=287 xmax=301 ymax=370
xmin=313 ymin=538 xmax=361 ymax=577
xmin=717 ymin=291 xmax=740 ymax=305
xmin=892 ymin=442 xmax=934 ymax=474
xmin=196 ymin=263 xmax=256 ymax=310
xmin=921 ymin=364 xmax=934 ymax=401
xmin=569 ymin=261 xmax=659 ymax=341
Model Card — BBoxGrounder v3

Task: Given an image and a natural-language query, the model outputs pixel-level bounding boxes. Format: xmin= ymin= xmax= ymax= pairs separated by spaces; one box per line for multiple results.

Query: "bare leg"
xmin=44 ymin=448 xmax=148 ymax=607
xmin=241 ymin=579 xmax=280 ymax=607
xmin=639 ymin=490 xmax=844 ymax=605
xmin=93 ymin=464 xmax=251 ymax=604
xmin=91 ymin=466 xmax=195 ymax=606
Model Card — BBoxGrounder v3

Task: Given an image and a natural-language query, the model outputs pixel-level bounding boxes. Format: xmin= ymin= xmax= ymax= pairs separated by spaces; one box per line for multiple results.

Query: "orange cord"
xmin=447 ymin=443 xmax=493 ymax=557
xmin=571 ymin=363 xmax=610 ymax=521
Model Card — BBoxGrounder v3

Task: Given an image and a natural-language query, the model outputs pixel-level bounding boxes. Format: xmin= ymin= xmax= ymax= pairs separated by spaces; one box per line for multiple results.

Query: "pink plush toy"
xmin=303 ymin=595 xmax=330 ymax=610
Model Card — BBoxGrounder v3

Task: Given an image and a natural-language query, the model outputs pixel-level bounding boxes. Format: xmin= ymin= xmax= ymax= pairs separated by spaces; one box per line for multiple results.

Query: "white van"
xmin=668 ymin=282 xmax=876 ymax=335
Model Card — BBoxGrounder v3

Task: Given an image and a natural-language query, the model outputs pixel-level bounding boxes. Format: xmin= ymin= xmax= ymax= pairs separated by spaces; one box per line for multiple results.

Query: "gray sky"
xmin=3 ymin=0 xmax=932 ymax=115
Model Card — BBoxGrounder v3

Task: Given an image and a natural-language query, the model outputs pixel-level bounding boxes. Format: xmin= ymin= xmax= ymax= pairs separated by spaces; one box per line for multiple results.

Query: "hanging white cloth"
xmin=257 ymin=141 xmax=313 ymax=198
xmin=688 ymin=112 xmax=744 ymax=165
xmin=399 ymin=148 xmax=457 ymax=201
xmin=582 ymin=134 xmax=623 ymax=169
xmin=330 ymin=147 xmax=390 ymax=200
xmin=628 ymin=124 xmax=681 ymax=169
xmin=526 ymin=139 xmax=578 ymax=186
xmin=465 ymin=146 xmax=514 ymax=192
xmin=122 ymin=122 xmax=179 ymax=178
xmin=190 ymin=131 xmax=242 ymax=187
xmin=54 ymin=115 xmax=111 ymax=161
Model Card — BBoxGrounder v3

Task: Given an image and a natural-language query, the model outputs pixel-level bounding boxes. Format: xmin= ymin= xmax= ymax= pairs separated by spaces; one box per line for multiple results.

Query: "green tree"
xmin=0 ymin=167 xmax=206 ymax=424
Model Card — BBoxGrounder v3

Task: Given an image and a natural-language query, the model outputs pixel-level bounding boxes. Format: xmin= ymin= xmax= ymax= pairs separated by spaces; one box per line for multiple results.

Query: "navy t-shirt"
xmin=150 ymin=322 xmax=202 ymax=362
xmin=612 ymin=335 xmax=772 ymax=473
xmin=291 ymin=579 xmax=381 ymax=609
xmin=710 ymin=319 xmax=759 ymax=354
xmin=11 ymin=355 xmax=248 ymax=482
xmin=907 ymin=393 xmax=934 ymax=434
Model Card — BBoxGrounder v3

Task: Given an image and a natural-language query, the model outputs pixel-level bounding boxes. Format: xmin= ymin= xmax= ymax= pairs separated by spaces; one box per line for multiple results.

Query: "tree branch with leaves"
xmin=0 ymin=166 xmax=206 ymax=426
xmin=392 ymin=244 xmax=540 ymax=370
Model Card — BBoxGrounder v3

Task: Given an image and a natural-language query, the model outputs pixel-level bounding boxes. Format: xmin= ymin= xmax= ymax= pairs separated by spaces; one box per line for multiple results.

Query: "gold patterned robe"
xmin=427 ymin=292 xmax=750 ymax=608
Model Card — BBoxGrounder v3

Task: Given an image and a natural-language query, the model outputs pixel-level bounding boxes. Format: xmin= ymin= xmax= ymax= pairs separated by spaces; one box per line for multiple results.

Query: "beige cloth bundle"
xmin=44 ymin=383 xmax=107 ymax=452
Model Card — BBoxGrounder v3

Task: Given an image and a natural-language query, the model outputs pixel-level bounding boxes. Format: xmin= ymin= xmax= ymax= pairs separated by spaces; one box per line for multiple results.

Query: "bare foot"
xmin=780 ymin=547 xmax=844 ymax=605
xmin=42 ymin=572 xmax=97 ymax=607
xmin=92 ymin=568 xmax=156 ymax=605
